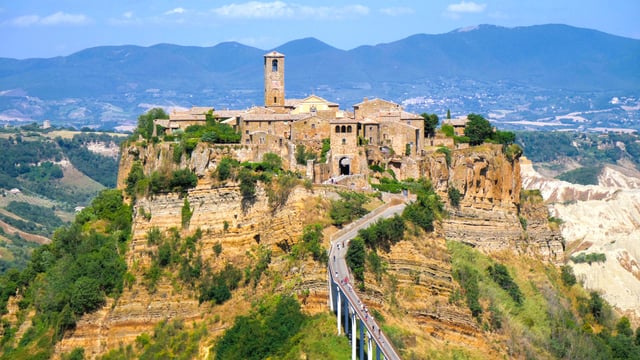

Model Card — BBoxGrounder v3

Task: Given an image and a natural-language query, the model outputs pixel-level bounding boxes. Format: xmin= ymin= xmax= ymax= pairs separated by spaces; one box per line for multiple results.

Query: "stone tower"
xmin=264 ymin=51 xmax=285 ymax=107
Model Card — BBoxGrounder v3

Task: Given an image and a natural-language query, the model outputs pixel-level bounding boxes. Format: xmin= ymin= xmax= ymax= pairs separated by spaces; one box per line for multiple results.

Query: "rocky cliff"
xmin=521 ymin=158 xmax=640 ymax=324
xmin=51 ymin=141 xmax=564 ymax=358
xmin=430 ymin=144 xmax=563 ymax=263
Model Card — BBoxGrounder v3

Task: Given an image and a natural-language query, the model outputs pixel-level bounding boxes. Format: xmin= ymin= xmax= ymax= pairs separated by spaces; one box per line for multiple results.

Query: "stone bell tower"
xmin=264 ymin=51 xmax=285 ymax=107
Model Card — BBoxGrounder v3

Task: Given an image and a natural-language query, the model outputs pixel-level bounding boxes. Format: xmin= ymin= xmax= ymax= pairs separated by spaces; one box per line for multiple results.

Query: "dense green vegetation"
xmin=213 ymin=295 xmax=307 ymax=360
xmin=0 ymin=189 xmax=131 ymax=358
xmin=516 ymin=131 xmax=640 ymax=171
xmin=125 ymin=162 xmax=198 ymax=199
xmin=0 ymin=127 xmax=122 ymax=195
xmin=421 ymin=113 xmax=439 ymax=138
xmin=0 ymin=229 xmax=39 ymax=273
xmin=448 ymin=241 xmax=640 ymax=359
xmin=131 ymin=108 xmax=240 ymax=146
xmin=289 ymin=223 xmax=328 ymax=263
xmin=55 ymin=133 xmax=123 ymax=188
xmin=402 ymin=179 xmax=444 ymax=233
xmin=329 ymin=191 xmax=370 ymax=227
xmin=556 ymin=166 xmax=602 ymax=185
xmin=4 ymin=201 xmax=65 ymax=237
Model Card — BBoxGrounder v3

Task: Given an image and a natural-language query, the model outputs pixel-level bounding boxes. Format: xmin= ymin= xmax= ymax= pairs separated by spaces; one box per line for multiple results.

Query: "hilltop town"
xmin=153 ymin=51 xmax=468 ymax=185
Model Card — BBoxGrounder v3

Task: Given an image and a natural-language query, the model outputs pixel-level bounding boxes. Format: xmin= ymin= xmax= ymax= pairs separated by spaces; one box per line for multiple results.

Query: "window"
xmin=272 ymin=59 xmax=278 ymax=72
xmin=274 ymin=96 xmax=277 ymax=103
xmin=347 ymin=125 xmax=352 ymax=133
xmin=245 ymin=130 xmax=249 ymax=134
xmin=335 ymin=125 xmax=340 ymax=133
xmin=311 ymin=123 xmax=315 ymax=129
xmin=341 ymin=125 xmax=346 ymax=133
xmin=342 ymin=138 xmax=346 ymax=145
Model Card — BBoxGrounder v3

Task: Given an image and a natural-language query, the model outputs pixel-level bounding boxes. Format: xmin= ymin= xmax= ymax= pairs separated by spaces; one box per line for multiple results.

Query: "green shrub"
xmin=199 ymin=264 xmax=242 ymax=304
xmin=453 ymin=264 xmax=482 ymax=319
xmin=436 ymin=146 xmax=451 ymax=166
xmin=213 ymin=295 xmax=305 ymax=360
xmin=487 ymin=263 xmax=523 ymax=305
xmin=346 ymin=238 xmax=366 ymax=282
xmin=441 ymin=124 xmax=454 ymax=137
xmin=571 ymin=252 xmax=606 ymax=264
xmin=561 ymin=265 xmax=577 ymax=287
xmin=329 ymin=191 xmax=370 ymax=227
xmin=448 ymin=186 xmax=461 ymax=207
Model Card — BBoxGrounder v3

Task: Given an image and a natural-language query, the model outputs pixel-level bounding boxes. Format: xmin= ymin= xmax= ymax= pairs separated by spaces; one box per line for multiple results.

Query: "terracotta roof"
xmin=352 ymin=97 xmax=400 ymax=108
xmin=188 ymin=107 xmax=213 ymax=114
xmin=215 ymin=110 xmax=244 ymax=118
xmin=241 ymin=113 xmax=307 ymax=121
xmin=400 ymin=111 xmax=423 ymax=120
xmin=169 ymin=113 xmax=206 ymax=121
xmin=444 ymin=117 xmax=469 ymax=126
xmin=285 ymin=98 xmax=304 ymax=107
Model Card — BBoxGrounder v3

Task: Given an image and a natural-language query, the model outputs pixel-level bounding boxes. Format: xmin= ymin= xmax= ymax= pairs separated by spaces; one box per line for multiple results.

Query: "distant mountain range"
xmin=1 ymin=24 xmax=639 ymax=130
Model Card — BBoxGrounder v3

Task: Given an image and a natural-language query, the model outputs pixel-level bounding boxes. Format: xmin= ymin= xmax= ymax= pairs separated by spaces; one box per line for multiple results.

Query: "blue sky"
xmin=1 ymin=1 xmax=639 ymax=59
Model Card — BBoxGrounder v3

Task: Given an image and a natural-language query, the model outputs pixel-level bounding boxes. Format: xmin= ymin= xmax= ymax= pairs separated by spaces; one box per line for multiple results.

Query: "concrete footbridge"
xmin=328 ymin=197 xmax=406 ymax=360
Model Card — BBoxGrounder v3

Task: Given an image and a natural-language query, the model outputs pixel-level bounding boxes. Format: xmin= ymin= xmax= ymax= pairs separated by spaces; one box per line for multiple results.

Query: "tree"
xmin=446 ymin=109 xmax=451 ymax=119
xmin=346 ymin=237 xmax=366 ymax=282
xmin=421 ymin=113 xmax=439 ymax=138
xmin=464 ymin=114 xmax=493 ymax=146
xmin=135 ymin=108 xmax=168 ymax=140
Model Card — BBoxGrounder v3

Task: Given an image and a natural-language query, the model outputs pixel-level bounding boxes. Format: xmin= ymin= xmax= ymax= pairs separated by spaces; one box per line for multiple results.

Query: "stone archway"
xmin=339 ymin=157 xmax=350 ymax=175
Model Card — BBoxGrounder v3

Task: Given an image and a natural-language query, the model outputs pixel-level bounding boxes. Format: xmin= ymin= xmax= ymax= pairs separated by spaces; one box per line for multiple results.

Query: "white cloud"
xmin=8 ymin=11 xmax=91 ymax=26
xmin=212 ymin=1 xmax=369 ymax=20
xmin=446 ymin=1 xmax=486 ymax=13
xmin=380 ymin=7 xmax=414 ymax=16
xmin=165 ymin=7 xmax=186 ymax=16
xmin=123 ymin=11 xmax=134 ymax=19
xmin=40 ymin=11 xmax=91 ymax=25
xmin=10 ymin=15 xmax=40 ymax=27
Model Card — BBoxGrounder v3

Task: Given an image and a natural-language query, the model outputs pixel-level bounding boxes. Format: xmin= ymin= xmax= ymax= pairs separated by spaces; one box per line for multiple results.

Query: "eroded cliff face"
xmin=428 ymin=144 xmax=563 ymax=263
xmin=53 ymin=141 xmax=563 ymax=358
xmin=521 ymin=158 xmax=640 ymax=324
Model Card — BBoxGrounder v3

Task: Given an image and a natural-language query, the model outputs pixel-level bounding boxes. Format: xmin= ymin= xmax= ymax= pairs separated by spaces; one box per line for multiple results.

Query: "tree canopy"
xmin=464 ymin=114 xmax=493 ymax=146
xmin=421 ymin=113 xmax=439 ymax=138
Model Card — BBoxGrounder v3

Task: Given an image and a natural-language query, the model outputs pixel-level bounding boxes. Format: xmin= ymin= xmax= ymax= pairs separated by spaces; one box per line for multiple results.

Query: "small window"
xmin=347 ymin=125 xmax=352 ymax=133
xmin=272 ymin=59 xmax=278 ymax=72
xmin=341 ymin=125 xmax=346 ymax=133
xmin=245 ymin=130 xmax=249 ymax=134
xmin=342 ymin=138 xmax=346 ymax=145
xmin=274 ymin=96 xmax=277 ymax=103
xmin=311 ymin=123 xmax=315 ymax=129
xmin=335 ymin=125 xmax=340 ymax=133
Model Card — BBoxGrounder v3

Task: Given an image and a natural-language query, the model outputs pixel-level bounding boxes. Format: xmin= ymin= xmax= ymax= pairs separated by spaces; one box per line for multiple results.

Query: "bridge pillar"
xmin=351 ymin=312 xmax=357 ymax=360
xmin=376 ymin=344 xmax=381 ymax=360
xmin=344 ymin=298 xmax=349 ymax=337
xmin=359 ymin=319 xmax=364 ymax=360
xmin=328 ymin=273 xmax=334 ymax=312
xmin=337 ymin=288 xmax=342 ymax=335
xmin=367 ymin=331 xmax=373 ymax=360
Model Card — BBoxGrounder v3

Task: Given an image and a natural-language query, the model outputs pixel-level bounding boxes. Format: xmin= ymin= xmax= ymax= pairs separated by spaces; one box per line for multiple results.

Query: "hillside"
xmin=2 ymin=131 xmax=638 ymax=359
xmin=522 ymin=158 xmax=640 ymax=324
xmin=0 ymin=126 xmax=125 ymax=273
xmin=1 ymin=24 xmax=638 ymax=131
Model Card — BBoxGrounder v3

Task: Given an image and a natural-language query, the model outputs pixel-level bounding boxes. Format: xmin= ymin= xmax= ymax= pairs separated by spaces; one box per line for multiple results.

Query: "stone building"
xmin=153 ymin=50 xmax=449 ymax=183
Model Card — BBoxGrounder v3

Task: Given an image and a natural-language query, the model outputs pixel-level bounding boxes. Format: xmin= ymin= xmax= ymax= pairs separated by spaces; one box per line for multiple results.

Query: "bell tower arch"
xmin=264 ymin=51 xmax=285 ymax=107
